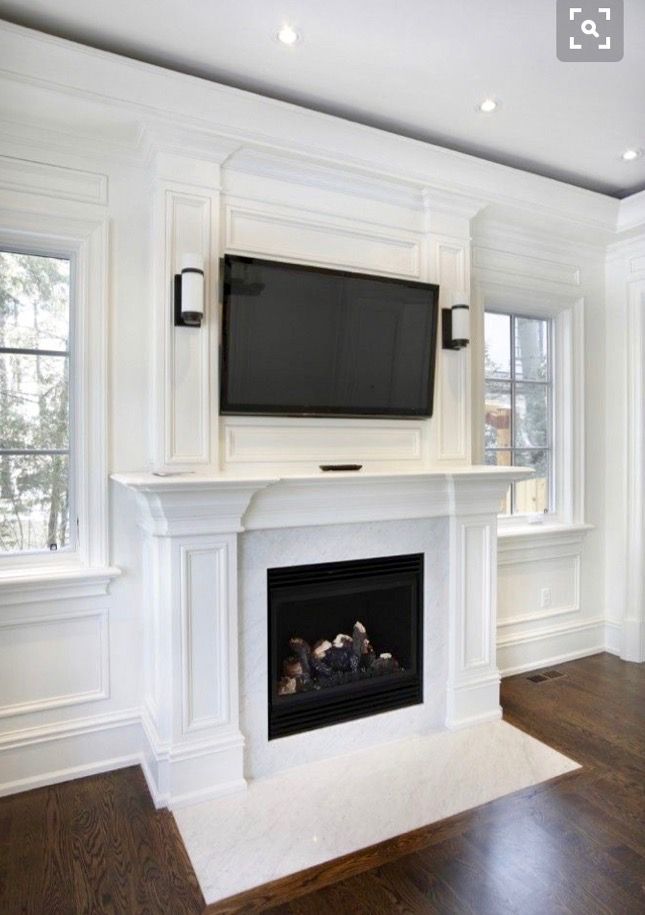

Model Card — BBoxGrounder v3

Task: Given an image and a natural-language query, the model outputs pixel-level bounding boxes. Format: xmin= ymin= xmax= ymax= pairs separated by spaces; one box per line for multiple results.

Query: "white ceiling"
xmin=0 ymin=0 xmax=643 ymax=198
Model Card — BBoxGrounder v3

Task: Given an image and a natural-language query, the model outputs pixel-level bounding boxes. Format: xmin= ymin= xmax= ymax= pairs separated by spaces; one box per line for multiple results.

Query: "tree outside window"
xmin=0 ymin=250 xmax=71 ymax=553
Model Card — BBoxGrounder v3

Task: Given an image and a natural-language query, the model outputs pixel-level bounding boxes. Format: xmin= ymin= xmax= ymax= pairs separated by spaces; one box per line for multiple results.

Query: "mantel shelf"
xmin=112 ymin=465 xmax=531 ymax=536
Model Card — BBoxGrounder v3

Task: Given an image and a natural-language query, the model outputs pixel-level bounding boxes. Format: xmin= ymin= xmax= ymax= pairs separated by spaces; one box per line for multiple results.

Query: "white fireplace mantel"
xmin=113 ymin=465 xmax=530 ymax=808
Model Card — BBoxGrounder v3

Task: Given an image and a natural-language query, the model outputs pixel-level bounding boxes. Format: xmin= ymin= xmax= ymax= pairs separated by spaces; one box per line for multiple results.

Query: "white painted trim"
xmin=0 ymin=154 xmax=108 ymax=205
xmin=0 ymin=209 xmax=113 ymax=578
xmin=0 ymin=706 xmax=140 ymax=750
xmin=617 ymin=190 xmax=645 ymax=234
xmin=224 ymin=199 xmax=422 ymax=278
xmin=497 ymin=617 xmax=604 ymax=648
xmin=604 ymin=619 xmax=623 ymax=656
xmin=0 ymin=564 xmax=120 ymax=604
xmin=499 ymin=646 xmax=605 ymax=678
xmin=474 ymin=275 xmax=585 ymax=527
xmin=0 ymin=608 xmax=109 ymax=718
xmin=497 ymin=618 xmax=606 ymax=676
xmin=0 ymin=21 xmax=619 ymax=236
xmin=150 ymin=153 xmax=223 ymax=472
xmin=497 ymin=604 xmax=581 ymax=629
xmin=0 ymin=754 xmax=141 ymax=799
xmin=0 ymin=707 xmax=141 ymax=798
xmin=623 ymin=279 xmax=645 ymax=662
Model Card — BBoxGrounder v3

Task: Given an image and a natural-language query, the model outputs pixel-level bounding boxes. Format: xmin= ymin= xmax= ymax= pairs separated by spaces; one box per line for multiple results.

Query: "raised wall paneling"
xmin=224 ymin=201 xmax=421 ymax=278
xmin=152 ymin=149 xmax=223 ymax=471
xmin=495 ymin=528 xmax=590 ymax=674
xmin=623 ymin=279 xmax=645 ymax=661
xmin=497 ymin=552 xmax=580 ymax=627
xmin=628 ymin=255 xmax=645 ymax=275
xmin=473 ymin=247 xmax=580 ymax=287
xmin=223 ymin=418 xmax=423 ymax=467
xmin=432 ymin=238 xmax=470 ymax=462
xmin=0 ymin=154 xmax=108 ymax=205
xmin=180 ymin=542 xmax=232 ymax=734
xmin=165 ymin=190 xmax=213 ymax=465
xmin=0 ymin=610 xmax=108 ymax=718
xmin=446 ymin=513 xmax=499 ymax=729
xmin=220 ymin=198 xmax=427 ymax=471
xmin=460 ymin=522 xmax=492 ymax=671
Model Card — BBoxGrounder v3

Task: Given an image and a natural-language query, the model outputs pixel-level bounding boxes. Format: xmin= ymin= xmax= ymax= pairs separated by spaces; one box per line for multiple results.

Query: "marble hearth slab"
xmin=174 ymin=720 xmax=579 ymax=905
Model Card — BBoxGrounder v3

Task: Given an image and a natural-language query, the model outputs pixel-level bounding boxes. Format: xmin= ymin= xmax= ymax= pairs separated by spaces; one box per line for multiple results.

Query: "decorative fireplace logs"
xmin=277 ymin=620 xmax=401 ymax=696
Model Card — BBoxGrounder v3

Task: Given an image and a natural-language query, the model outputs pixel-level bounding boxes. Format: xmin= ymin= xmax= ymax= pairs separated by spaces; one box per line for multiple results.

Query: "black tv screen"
xmin=221 ymin=255 xmax=439 ymax=418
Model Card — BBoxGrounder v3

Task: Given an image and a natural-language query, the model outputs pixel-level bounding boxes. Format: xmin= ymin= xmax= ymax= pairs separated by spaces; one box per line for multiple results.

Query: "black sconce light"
xmin=442 ymin=292 xmax=470 ymax=350
xmin=174 ymin=254 xmax=204 ymax=327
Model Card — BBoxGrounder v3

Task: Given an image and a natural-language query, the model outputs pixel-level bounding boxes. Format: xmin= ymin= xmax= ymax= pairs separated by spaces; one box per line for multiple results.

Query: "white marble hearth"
xmin=113 ymin=466 xmax=531 ymax=809
xmin=175 ymin=719 xmax=579 ymax=905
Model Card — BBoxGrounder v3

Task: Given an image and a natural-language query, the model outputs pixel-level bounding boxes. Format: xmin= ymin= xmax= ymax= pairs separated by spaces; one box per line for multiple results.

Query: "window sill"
xmin=0 ymin=562 xmax=121 ymax=605
xmin=497 ymin=521 xmax=592 ymax=563
xmin=497 ymin=520 xmax=593 ymax=541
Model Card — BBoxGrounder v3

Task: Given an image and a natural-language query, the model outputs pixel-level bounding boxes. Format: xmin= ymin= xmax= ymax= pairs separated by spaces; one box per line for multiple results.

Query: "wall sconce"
xmin=442 ymin=293 xmax=470 ymax=350
xmin=174 ymin=254 xmax=204 ymax=327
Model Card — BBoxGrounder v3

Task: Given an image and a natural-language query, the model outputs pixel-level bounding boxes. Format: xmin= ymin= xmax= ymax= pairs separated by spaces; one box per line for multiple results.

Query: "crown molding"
xmin=0 ymin=20 xmax=621 ymax=235
xmin=422 ymin=187 xmax=488 ymax=222
xmin=617 ymin=189 xmax=645 ymax=234
xmin=472 ymin=218 xmax=609 ymax=261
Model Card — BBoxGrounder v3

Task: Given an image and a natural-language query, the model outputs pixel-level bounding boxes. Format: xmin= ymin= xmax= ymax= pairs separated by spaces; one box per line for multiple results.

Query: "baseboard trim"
xmin=500 ymin=646 xmax=606 ymax=678
xmin=0 ymin=708 xmax=143 ymax=799
xmin=497 ymin=617 xmax=607 ymax=677
xmin=0 ymin=753 xmax=141 ymax=798
xmin=604 ymin=619 xmax=622 ymax=657
xmin=0 ymin=613 xmax=624 ymax=798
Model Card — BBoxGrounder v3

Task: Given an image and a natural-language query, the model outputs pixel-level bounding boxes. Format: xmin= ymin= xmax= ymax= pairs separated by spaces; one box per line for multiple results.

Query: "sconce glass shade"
xmin=451 ymin=292 xmax=470 ymax=346
xmin=180 ymin=253 xmax=204 ymax=326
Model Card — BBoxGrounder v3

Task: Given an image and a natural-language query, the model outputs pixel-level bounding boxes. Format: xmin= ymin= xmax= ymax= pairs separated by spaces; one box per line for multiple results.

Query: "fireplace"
xmin=268 ymin=553 xmax=423 ymax=739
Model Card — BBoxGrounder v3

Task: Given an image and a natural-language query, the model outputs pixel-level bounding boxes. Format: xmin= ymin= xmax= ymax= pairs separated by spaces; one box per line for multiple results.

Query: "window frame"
xmin=0 ymin=243 xmax=77 ymax=557
xmin=484 ymin=309 xmax=556 ymax=517
xmin=0 ymin=212 xmax=110 ymax=578
xmin=474 ymin=282 xmax=585 ymax=531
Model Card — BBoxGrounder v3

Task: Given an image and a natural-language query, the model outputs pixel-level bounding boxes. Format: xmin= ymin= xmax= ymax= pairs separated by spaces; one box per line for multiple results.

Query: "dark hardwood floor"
xmin=0 ymin=764 xmax=204 ymax=915
xmin=1 ymin=652 xmax=644 ymax=914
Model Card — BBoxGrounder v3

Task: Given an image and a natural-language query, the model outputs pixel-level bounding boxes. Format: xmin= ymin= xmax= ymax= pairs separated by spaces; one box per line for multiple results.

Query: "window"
xmin=0 ymin=250 xmax=72 ymax=554
xmin=484 ymin=311 xmax=552 ymax=515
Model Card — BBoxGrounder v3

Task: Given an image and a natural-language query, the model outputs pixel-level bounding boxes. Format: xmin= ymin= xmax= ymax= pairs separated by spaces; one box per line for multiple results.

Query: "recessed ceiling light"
xmin=277 ymin=24 xmax=300 ymax=46
xmin=478 ymin=98 xmax=498 ymax=114
xmin=622 ymin=148 xmax=642 ymax=161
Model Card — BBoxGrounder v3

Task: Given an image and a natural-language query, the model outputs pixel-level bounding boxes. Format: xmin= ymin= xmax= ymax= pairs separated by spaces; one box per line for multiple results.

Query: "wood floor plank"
xmin=1 ymin=653 xmax=644 ymax=915
xmin=0 ymin=768 xmax=204 ymax=915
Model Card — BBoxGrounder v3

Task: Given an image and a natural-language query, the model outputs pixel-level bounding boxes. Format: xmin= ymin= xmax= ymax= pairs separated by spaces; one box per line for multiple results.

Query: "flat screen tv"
xmin=220 ymin=255 xmax=439 ymax=418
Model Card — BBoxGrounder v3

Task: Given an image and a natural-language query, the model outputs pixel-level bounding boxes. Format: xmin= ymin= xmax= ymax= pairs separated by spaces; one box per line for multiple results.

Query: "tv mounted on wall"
xmin=220 ymin=255 xmax=439 ymax=418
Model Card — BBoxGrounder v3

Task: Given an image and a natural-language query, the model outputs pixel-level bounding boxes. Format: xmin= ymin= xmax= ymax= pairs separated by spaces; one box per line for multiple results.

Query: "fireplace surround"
xmin=113 ymin=465 xmax=531 ymax=808
xmin=268 ymin=553 xmax=424 ymax=738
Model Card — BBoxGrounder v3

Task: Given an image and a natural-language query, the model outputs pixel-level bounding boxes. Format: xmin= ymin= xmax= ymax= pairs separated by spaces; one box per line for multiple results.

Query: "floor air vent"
xmin=527 ymin=670 xmax=565 ymax=683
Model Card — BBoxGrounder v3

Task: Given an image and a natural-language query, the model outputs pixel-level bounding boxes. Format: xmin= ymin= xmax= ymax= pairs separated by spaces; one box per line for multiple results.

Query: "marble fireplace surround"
xmin=113 ymin=465 xmax=530 ymax=809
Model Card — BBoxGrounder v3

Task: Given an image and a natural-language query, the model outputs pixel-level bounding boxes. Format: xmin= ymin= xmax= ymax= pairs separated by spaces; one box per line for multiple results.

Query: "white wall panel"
xmin=0 ymin=610 xmax=108 ymax=718
xmin=225 ymin=202 xmax=421 ymax=278
xmin=498 ymin=553 xmax=580 ymax=626
xmin=224 ymin=418 xmax=422 ymax=466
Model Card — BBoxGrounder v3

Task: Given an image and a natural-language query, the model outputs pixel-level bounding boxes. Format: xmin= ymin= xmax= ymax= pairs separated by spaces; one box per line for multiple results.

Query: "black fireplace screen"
xmin=268 ymin=553 xmax=423 ymax=739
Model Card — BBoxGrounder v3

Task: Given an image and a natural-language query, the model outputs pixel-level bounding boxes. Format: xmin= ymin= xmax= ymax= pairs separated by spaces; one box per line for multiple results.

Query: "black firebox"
xmin=268 ymin=553 xmax=423 ymax=739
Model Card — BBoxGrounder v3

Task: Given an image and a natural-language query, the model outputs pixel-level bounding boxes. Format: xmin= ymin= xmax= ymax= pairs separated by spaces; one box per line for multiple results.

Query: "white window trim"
xmin=474 ymin=282 xmax=586 ymax=534
xmin=0 ymin=209 xmax=119 ymax=592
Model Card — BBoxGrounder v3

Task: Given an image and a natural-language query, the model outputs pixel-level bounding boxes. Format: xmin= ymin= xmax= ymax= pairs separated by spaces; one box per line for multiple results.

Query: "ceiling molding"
xmin=0 ymin=19 xmax=627 ymax=237
xmin=616 ymin=190 xmax=645 ymax=235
